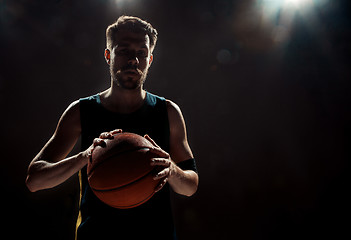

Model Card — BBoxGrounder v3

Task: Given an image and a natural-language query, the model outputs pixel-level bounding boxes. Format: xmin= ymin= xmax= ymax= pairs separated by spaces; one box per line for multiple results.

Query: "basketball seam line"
xmin=90 ymin=169 xmax=156 ymax=192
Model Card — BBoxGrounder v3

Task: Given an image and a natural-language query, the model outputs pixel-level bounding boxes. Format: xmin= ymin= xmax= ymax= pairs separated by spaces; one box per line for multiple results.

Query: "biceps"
xmin=35 ymin=101 xmax=81 ymax=162
xmin=167 ymin=100 xmax=194 ymax=163
xmin=35 ymin=132 xmax=80 ymax=163
xmin=169 ymin=120 xmax=193 ymax=163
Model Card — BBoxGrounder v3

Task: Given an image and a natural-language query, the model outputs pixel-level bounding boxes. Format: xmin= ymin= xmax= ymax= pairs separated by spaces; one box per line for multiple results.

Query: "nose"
xmin=128 ymin=52 xmax=139 ymax=66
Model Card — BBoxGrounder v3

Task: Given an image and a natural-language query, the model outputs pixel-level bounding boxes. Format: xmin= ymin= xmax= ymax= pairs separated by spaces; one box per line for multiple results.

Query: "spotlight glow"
xmin=286 ymin=0 xmax=305 ymax=5
xmin=253 ymin=0 xmax=328 ymax=47
xmin=257 ymin=0 xmax=327 ymax=20
xmin=259 ymin=0 xmax=315 ymax=11
xmin=285 ymin=0 xmax=314 ymax=9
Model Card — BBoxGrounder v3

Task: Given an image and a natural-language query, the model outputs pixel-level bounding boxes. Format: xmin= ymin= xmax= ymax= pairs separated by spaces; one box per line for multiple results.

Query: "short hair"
xmin=106 ymin=15 xmax=158 ymax=52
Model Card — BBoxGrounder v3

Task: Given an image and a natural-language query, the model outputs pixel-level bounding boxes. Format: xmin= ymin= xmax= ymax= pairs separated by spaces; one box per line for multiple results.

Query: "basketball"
xmin=87 ymin=132 xmax=162 ymax=209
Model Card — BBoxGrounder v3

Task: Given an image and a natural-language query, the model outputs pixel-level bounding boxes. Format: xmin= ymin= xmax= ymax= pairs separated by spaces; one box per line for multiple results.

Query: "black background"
xmin=1 ymin=0 xmax=350 ymax=239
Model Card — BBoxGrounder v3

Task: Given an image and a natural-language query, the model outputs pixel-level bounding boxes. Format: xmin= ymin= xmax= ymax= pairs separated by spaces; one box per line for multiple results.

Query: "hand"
xmin=83 ymin=129 xmax=123 ymax=161
xmin=144 ymin=134 xmax=178 ymax=193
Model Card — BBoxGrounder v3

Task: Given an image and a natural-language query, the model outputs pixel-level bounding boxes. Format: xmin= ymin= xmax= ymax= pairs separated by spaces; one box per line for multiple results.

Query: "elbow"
xmin=26 ymin=164 xmax=43 ymax=192
xmin=25 ymin=160 xmax=46 ymax=192
xmin=25 ymin=176 xmax=35 ymax=192
xmin=25 ymin=175 xmax=39 ymax=192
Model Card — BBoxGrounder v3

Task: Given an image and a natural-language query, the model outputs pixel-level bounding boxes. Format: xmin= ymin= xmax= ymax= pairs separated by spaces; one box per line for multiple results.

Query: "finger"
xmin=148 ymin=147 xmax=169 ymax=158
xmin=154 ymin=168 xmax=170 ymax=180
xmin=93 ymin=138 xmax=106 ymax=147
xmin=144 ymin=134 xmax=160 ymax=148
xmin=151 ymin=158 xmax=171 ymax=167
xmin=87 ymin=146 xmax=93 ymax=163
xmin=155 ymin=178 xmax=168 ymax=193
xmin=110 ymin=129 xmax=122 ymax=135
xmin=144 ymin=135 xmax=169 ymax=157
xmin=87 ymin=146 xmax=93 ymax=156
xmin=99 ymin=132 xmax=113 ymax=139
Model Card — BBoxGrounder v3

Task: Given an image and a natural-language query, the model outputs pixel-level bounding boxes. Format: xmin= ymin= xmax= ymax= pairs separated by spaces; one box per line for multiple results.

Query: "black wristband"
xmin=177 ymin=158 xmax=198 ymax=173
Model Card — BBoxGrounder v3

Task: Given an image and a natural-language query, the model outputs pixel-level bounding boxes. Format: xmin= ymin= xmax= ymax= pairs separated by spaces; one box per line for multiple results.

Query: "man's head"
xmin=106 ymin=16 xmax=158 ymax=53
xmin=105 ymin=16 xmax=158 ymax=90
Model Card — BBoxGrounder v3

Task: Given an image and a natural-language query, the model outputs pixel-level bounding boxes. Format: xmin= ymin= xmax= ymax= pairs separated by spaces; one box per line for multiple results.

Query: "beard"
xmin=110 ymin=64 xmax=148 ymax=90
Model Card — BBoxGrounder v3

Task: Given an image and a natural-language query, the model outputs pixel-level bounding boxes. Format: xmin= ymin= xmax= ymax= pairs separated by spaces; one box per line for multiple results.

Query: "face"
xmin=106 ymin=30 xmax=153 ymax=90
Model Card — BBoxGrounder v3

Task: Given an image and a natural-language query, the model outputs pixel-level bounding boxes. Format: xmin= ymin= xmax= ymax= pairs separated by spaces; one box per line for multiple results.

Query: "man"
xmin=25 ymin=16 xmax=199 ymax=239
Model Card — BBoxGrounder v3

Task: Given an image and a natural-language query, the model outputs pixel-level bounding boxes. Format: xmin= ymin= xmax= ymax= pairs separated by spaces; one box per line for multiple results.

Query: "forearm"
xmin=26 ymin=152 xmax=88 ymax=192
xmin=168 ymin=166 xmax=199 ymax=197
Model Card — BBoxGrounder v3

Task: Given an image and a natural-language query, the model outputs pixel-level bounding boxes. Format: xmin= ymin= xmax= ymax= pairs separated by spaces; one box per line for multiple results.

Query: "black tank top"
xmin=77 ymin=92 xmax=175 ymax=240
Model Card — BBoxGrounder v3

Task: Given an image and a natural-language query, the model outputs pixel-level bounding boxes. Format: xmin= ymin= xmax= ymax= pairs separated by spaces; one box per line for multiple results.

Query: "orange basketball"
xmin=87 ymin=132 xmax=161 ymax=209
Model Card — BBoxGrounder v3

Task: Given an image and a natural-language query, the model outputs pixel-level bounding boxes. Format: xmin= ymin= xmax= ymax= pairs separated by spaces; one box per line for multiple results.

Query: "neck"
xmin=100 ymin=80 xmax=146 ymax=114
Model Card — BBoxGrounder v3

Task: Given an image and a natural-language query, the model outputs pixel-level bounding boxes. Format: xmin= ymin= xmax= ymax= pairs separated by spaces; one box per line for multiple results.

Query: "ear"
xmin=148 ymin=54 xmax=153 ymax=66
xmin=104 ymin=49 xmax=111 ymax=64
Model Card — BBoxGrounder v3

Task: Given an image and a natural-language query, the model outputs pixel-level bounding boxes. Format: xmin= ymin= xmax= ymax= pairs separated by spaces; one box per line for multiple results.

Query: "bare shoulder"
xmin=166 ymin=99 xmax=183 ymax=120
xmin=165 ymin=99 xmax=187 ymax=138
xmin=33 ymin=100 xmax=82 ymax=163
xmin=55 ymin=100 xmax=81 ymax=135
xmin=165 ymin=99 xmax=193 ymax=162
xmin=64 ymin=100 xmax=80 ymax=116
xmin=165 ymin=99 xmax=187 ymax=131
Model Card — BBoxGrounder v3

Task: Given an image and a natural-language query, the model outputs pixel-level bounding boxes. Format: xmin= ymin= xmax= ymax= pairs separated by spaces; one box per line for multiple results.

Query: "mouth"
xmin=124 ymin=70 xmax=139 ymax=75
xmin=123 ymin=68 xmax=143 ymax=76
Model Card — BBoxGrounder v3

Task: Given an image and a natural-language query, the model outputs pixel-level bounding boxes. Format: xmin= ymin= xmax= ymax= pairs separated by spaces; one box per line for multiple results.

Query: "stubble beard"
xmin=111 ymin=66 xmax=148 ymax=90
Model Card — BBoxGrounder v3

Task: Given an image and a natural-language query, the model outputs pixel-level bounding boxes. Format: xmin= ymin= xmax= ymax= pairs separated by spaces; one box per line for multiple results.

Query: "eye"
xmin=117 ymin=48 xmax=129 ymax=56
xmin=137 ymin=50 xmax=147 ymax=58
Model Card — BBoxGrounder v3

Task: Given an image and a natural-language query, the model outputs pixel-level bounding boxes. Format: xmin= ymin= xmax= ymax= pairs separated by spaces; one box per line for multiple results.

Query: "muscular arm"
xmin=25 ymin=101 xmax=89 ymax=192
xmin=149 ymin=100 xmax=199 ymax=197
xmin=167 ymin=100 xmax=198 ymax=196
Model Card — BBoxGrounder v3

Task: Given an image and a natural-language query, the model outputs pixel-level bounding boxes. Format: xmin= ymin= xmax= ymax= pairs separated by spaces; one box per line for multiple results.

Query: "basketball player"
xmin=25 ymin=16 xmax=199 ymax=239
